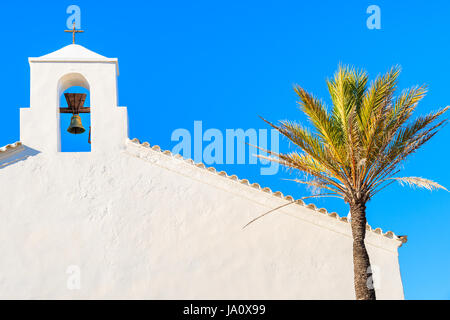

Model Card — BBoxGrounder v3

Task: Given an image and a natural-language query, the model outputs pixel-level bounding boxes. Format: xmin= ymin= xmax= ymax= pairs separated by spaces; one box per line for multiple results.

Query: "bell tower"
xmin=20 ymin=44 xmax=128 ymax=153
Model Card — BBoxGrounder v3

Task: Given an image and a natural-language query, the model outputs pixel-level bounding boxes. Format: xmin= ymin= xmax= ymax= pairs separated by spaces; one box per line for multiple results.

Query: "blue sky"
xmin=1 ymin=1 xmax=449 ymax=299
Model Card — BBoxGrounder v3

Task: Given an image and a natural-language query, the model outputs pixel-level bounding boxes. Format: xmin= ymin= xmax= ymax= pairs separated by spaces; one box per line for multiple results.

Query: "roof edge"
xmin=0 ymin=142 xmax=24 ymax=160
xmin=0 ymin=139 xmax=407 ymax=247
xmin=128 ymin=138 xmax=408 ymax=247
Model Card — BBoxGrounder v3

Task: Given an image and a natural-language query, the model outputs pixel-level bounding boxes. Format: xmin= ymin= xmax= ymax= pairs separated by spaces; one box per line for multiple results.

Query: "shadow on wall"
xmin=0 ymin=145 xmax=40 ymax=169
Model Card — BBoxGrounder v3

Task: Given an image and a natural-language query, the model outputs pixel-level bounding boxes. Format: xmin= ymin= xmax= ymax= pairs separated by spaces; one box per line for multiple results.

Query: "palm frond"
xmin=363 ymin=106 xmax=449 ymax=191
xmin=259 ymin=65 xmax=448 ymax=205
xmin=293 ymin=86 xmax=345 ymax=162
xmin=387 ymin=177 xmax=448 ymax=191
xmin=242 ymin=193 xmax=343 ymax=229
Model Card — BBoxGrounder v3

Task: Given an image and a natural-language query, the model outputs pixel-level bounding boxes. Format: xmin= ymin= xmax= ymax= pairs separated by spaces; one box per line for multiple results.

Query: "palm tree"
xmin=257 ymin=65 xmax=448 ymax=300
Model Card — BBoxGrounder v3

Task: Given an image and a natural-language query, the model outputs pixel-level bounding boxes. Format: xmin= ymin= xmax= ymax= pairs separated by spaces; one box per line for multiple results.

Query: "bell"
xmin=67 ymin=114 xmax=86 ymax=134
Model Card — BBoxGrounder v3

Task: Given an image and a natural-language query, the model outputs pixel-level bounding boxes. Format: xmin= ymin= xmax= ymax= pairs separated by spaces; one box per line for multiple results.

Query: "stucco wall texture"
xmin=0 ymin=44 xmax=405 ymax=299
xmin=0 ymin=141 xmax=404 ymax=299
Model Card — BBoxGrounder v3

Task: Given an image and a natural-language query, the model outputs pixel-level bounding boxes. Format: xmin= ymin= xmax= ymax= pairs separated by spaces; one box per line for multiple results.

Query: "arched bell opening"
xmin=59 ymin=86 xmax=91 ymax=152
xmin=57 ymin=73 xmax=92 ymax=152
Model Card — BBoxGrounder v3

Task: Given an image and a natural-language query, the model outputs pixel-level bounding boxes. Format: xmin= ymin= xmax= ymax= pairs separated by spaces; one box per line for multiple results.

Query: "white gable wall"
xmin=0 ymin=140 xmax=404 ymax=299
xmin=0 ymin=44 xmax=405 ymax=299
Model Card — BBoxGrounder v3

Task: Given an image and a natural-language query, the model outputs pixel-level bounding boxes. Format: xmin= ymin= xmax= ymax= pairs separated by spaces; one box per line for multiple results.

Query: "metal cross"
xmin=64 ymin=22 xmax=84 ymax=44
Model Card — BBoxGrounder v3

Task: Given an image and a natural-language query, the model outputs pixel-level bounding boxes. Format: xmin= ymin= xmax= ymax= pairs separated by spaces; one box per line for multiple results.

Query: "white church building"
xmin=0 ymin=43 xmax=407 ymax=299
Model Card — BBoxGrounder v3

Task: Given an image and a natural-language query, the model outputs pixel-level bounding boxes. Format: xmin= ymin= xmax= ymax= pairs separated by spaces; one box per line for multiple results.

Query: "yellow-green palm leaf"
xmin=261 ymin=65 xmax=448 ymax=204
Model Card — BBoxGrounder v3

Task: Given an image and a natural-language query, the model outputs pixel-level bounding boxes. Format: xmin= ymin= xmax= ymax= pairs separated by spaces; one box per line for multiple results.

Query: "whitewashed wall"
xmin=0 ymin=140 xmax=404 ymax=299
xmin=0 ymin=44 xmax=405 ymax=299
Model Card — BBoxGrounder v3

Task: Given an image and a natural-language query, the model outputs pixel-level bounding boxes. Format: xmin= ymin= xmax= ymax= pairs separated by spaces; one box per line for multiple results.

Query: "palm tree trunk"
xmin=350 ymin=200 xmax=376 ymax=300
